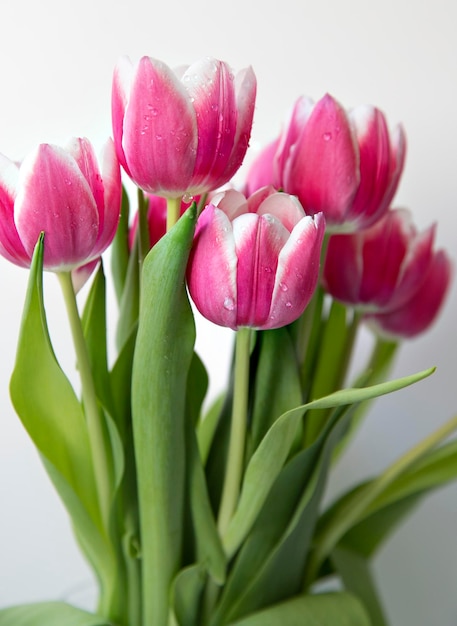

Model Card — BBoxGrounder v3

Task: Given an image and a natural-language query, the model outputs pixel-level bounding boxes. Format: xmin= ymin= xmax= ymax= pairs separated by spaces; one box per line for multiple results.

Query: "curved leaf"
xmin=0 ymin=602 xmax=111 ymax=626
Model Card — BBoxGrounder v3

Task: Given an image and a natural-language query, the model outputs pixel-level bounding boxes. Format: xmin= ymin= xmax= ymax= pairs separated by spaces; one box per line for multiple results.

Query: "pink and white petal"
xmin=246 ymin=185 xmax=276 ymax=214
xmin=381 ymin=124 xmax=407 ymax=211
xmin=122 ymin=57 xmax=197 ymax=194
xmin=111 ymin=56 xmax=134 ymax=174
xmin=0 ymin=155 xmax=30 ymax=266
xmin=15 ymin=144 xmax=98 ymax=270
xmin=212 ymin=66 xmax=257 ymax=189
xmin=66 ymin=137 xmax=105 ymax=214
xmin=185 ymin=59 xmax=237 ymax=188
xmin=91 ymin=139 xmax=121 ymax=257
xmin=187 ymin=205 xmax=238 ymax=329
xmin=72 ymin=258 xmax=100 ymax=293
xmin=267 ymin=213 xmax=324 ymax=329
xmin=256 ymin=192 xmax=306 ymax=232
xmin=233 ymin=212 xmax=289 ymax=327
xmin=244 ymin=138 xmax=279 ymax=196
xmin=276 ymin=96 xmax=314 ymax=186
xmin=287 ymin=94 xmax=359 ymax=224
xmin=366 ymin=250 xmax=452 ymax=339
xmin=348 ymin=106 xmax=392 ymax=227
xmin=212 ymin=189 xmax=248 ymax=221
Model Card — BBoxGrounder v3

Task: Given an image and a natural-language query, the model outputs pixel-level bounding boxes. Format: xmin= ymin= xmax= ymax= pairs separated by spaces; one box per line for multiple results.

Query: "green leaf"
xmin=9 ymin=234 xmax=100 ymax=527
xmin=131 ymin=206 xmax=198 ymax=625
xmin=197 ymin=393 xmax=225 ymax=465
xmin=115 ymin=235 xmax=140 ymax=353
xmin=81 ymin=262 xmax=115 ymax=419
xmin=213 ymin=403 xmax=357 ymax=624
xmin=0 ymin=602 xmax=111 ymax=626
xmin=228 ymin=592 xmax=371 ymax=626
xmin=249 ymin=327 xmax=302 ymax=454
xmin=223 ymin=366 xmax=435 ymax=557
xmin=331 ymin=546 xmax=387 ymax=626
xmin=171 ymin=564 xmax=207 ymax=626
xmin=303 ymin=299 xmax=351 ymax=444
xmin=111 ymin=184 xmax=131 ymax=305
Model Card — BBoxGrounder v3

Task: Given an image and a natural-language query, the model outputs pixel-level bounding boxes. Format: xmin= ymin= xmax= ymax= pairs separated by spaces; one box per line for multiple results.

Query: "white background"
xmin=0 ymin=0 xmax=456 ymax=623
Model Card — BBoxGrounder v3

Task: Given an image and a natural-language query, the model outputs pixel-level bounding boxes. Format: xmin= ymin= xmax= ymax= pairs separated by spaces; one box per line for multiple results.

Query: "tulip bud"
xmin=245 ymin=94 xmax=405 ymax=233
xmin=187 ymin=186 xmax=325 ymax=330
xmin=322 ymin=208 xmax=453 ymax=337
xmin=0 ymin=138 xmax=121 ymax=273
xmin=112 ymin=56 xmax=256 ymax=198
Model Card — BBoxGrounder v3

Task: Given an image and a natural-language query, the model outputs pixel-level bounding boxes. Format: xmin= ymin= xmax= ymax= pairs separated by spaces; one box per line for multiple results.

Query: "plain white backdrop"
xmin=0 ymin=0 xmax=456 ymax=623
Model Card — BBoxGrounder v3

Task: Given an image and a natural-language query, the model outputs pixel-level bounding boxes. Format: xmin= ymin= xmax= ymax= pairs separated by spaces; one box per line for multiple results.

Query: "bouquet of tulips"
xmin=0 ymin=55 xmax=454 ymax=626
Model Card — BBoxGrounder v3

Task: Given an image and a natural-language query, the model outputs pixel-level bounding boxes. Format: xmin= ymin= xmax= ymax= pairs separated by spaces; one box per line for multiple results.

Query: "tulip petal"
xmin=268 ymin=212 xmax=325 ymax=328
xmin=276 ymin=95 xmax=314 ymax=186
xmin=215 ymin=66 xmax=257 ymax=189
xmin=112 ymin=55 xmax=134 ymax=175
xmin=244 ymin=138 xmax=279 ymax=196
xmin=286 ymin=94 xmax=359 ymax=224
xmin=184 ymin=58 xmax=237 ymax=189
xmin=121 ymin=57 xmax=198 ymax=194
xmin=92 ymin=139 xmax=121 ymax=257
xmin=256 ymin=192 xmax=306 ymax=232
xmin=366 ymin=250 xmax=452 ymax=338
xmin=0 ymin=155 xmax=30 ymax=266
xmin=233 ymin=212 xmax=289 ymax=327
xmin=15 ymin=144 xmax=99 ymax=270
xmin=348 ymin=106 xmax=392 ymax=228
xmin=187 ymin=204 xmax=238 ymax=329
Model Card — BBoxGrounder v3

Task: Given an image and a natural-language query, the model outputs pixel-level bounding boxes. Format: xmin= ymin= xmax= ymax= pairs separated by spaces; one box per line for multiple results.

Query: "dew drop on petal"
xmin=223 ymin=296 xmax=235 ymax=311
xmin=182 ymin=192 xmax=193 ymax=203
xmin=279 ymin=282 xmax=288 ymax=292
xmin=285 ymin=301 xmax=293 ymax=308
xmin=323 ymin=132 xmax=332 ymax=141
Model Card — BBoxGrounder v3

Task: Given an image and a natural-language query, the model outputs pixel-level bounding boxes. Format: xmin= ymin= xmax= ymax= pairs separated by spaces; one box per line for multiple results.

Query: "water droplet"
xmin=264 ymin=266 xmax=273 ymax=273
xmin=182 ymin=192 xmax=193 ymax=203
xmin=211 ymin=103 xmax=219 ymax=112
xmin=156 ymin=134 xmax=163 ymax=141
xmin=279 ymin=282 xmax=288 ymax=292
xmin=223 ymin=296 xmax=235 ymax=311
xmin=285 ymin=301 xmax=293 ymax=308
xmin=323 ymin=131 xmax=332 ymax=141
xmin=64 ymin=178 xmax=72 ymax=186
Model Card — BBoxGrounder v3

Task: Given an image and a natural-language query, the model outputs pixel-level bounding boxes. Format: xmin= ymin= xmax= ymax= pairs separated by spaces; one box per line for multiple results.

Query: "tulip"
xmin=365 ymin=249 xmax=452 ymax=339
xmin=245 ymin=94 xmax=405 ymax=232
xmin=112 ymin=56 xmax=256 ymax=198
xmin=322 ymin=208 xmax=443 ymax=315
xmin=187 ymin=186 xmax=325 ymax=330
xmin=0 ymin=138 xmax=121 ymax=272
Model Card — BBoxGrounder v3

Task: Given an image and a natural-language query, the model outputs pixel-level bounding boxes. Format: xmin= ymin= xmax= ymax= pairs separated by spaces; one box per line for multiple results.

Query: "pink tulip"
xmin=187 ymin=186 xmax=325 ymax=330
xmin=365 ymin=249 xmax=452 ymax=339
xmin=245 ymin=94 xmax=405 ymax=232
xmin=322 ymin=208 xmax=443 ymax=315
xmin=112 ymin=56 xmax=256 ymax=198
xmin=0 ymin=138 xmax=121 ymax=272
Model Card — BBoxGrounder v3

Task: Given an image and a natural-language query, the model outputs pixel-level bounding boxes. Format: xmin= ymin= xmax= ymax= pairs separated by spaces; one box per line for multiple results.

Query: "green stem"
xmin=167 ymin=196 xmax=182 ymax=231
xmin=306 ymin=411 xmax=457 ymax=585
xmin=137 ymin=188 xmax=150 ymax=267
xmin=57 ymin=272 xmax=112 ymax=528
xmin=217 ymin=327 xmax=252 ymax=536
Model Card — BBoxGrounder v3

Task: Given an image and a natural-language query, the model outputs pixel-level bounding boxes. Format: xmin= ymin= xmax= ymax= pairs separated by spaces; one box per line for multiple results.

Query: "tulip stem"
xmin=58 ymin=271 xmax=112 ymax=528
xmin=218 ymin=327 xmax=252 ymax=536
xmin=166 ymin=196 xmax=181 ymax=231
xmin=137 ymin=188 xmax=150 ymax=266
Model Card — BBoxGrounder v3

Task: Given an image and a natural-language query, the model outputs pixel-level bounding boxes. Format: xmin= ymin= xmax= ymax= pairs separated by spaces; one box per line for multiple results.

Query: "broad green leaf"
xmin=111 ymin=184 xmax=131 ymax=305
xmin=0 ymin=602 xmax=111 ymax=626
xmin=223 ymin=367 xmax=434 ymax=557
xmin=9 ymin=234 xmax=100 ymax=527
xmin=131 ymin=206 xmax=197 ymax=626
xmin=171 ymin=564 xmax=207 ymax=626
xmin=228 ymin=592 xmax=370 ymax=626
xmin=249 ymin=327 xmax=302 ymax=454
xmin=214 ymin=404 xmax=360 ymax=624
xmin=331 ymin=546 xmax=387 ymax=626
xmin=185 ymin=416 xmax=227 ymax=584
